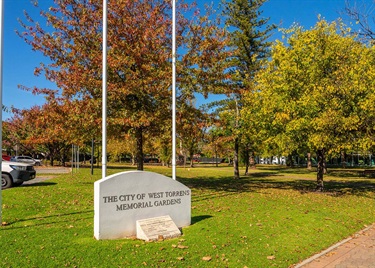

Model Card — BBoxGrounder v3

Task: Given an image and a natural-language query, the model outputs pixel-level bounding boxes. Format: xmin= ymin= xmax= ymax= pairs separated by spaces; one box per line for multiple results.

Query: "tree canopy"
xmin=249 ymin=19 xmax=375 ymax=190
xmin=14 ymin=0 xmax=227 ymax=169
xmin=210 ymin=0 xmax=275 ymax=179
xmin=6 ymin=0 xmax=375 ymax=191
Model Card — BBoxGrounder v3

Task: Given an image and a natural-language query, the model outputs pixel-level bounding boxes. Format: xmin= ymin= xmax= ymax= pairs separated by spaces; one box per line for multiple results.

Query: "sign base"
xmin=136 ymin=215 xmax=181 ymax=241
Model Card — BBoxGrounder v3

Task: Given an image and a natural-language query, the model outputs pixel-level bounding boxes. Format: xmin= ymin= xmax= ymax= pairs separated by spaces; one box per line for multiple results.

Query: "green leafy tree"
xmin=253 ymin=19 xmax=375 ymax=190
xmin=213 ymin=0 xmax=275 ymax=179
xmin=152 ymin=133 xmax=172 ymax=167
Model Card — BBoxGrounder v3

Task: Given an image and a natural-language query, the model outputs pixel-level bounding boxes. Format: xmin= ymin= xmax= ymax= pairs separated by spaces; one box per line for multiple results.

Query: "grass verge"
xmin=1 ymin=165 xmax=374 ymax=267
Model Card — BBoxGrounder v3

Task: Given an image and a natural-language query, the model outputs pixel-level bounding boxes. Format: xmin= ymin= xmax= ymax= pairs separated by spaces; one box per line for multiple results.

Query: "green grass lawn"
xmin=1 ymin=165 xmax=374 ymax=267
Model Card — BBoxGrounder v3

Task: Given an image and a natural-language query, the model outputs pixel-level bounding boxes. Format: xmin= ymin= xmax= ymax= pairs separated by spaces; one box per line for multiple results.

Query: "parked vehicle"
xmin=2 ymin=154 xmax=11 ymax=161
xmin=11 ymin=156 xmax=42 ymax=166
xmin=1 ymin=161 xmax=36 ymax=189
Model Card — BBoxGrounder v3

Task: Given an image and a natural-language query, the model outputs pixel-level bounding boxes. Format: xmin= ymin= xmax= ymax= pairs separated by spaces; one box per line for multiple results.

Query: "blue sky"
xmin=1 ymin=0 xmax=371 ymax=119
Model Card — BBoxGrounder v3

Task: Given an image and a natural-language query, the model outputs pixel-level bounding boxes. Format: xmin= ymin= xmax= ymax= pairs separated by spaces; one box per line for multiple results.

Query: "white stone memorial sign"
xmin=94 ymin=171 xmax=191 ymax=240
xmin=136 ymin=215 xmax=181 ymax=241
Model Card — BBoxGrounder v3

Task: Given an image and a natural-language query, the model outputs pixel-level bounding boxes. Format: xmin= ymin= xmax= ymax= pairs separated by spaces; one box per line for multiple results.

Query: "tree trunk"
xmin=341 ymin=151 xmax=346 ymax=168
xmin=287 ymin=154 xmax=294 ymax=167
xmin=48 ymin=146 xmax=55 ymax=166
xmin=135 ymin=128 xmax=144 ymax=171
xmin=214 ymin=144 xmax=218 ymax=167
xmin=316 ymin=149 xmax=325 ymax=191
xmin=307 ymin=152 xmax=312 ymax=170
xmin=250 ymin=152 xmax=256 ymax=168
xmin=234 ymin=137 xmax=240 ymax=179
xmin=62 ymin=146 xmax=70 ymax=167
xmin=244 ymin=148 xmax=250 ymax=175
xmin=189 ymin=148 xmax=194 ymax=168
xmin=183 ymin=154 xmax=187 ymax=168
xmin=234 ymin=96 xmax=240 ymax=179
xmin=189 ymin=158 xmax=194 ymax=168
xmin=131 ymin=153 xmax=136 ymax=166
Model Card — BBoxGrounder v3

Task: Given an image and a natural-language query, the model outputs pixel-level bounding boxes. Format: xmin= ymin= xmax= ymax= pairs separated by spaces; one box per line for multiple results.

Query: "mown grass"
xmin=1 ymin=165 xmax=374 ymax=267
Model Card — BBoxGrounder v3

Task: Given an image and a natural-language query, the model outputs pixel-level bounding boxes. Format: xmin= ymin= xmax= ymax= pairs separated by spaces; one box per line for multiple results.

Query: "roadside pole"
xmin=172 ymin=0 xmax=176 ymax=180
xmin=71 ymin=144 xmax=74 ymax=175
xmin=0 ymin=0 xmax=4 ymax=224
xmin=91 ymin=138 xmax=94 ymax=175
xmin=102 ymin=0 xmax=108 ymax=178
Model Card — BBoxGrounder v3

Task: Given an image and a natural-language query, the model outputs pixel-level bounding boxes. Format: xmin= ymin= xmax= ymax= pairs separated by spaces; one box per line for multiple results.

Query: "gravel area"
xmin=23 ymin=166 xmax=71 ymax=185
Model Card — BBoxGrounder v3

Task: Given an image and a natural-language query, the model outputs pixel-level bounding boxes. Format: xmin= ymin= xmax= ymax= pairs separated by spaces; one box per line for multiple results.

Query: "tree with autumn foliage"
xmin=203 ymin=123 xmax=233 ymax=167
xmin=178 ymin=4 xmax=231 ymax=99
xmin=174 ymin=3 xmax=233 ymax=168
xmin=1 ymin=122 xmax=14 ymax=155
xmin=176 ymin=98 xmax=207 ymax=167
xmin=7 ymin=94 xmax=99 ymax=166
xmin=18 ymin=0 xmax=231 ymax=171
xmin=107 ymin=134 xmax=136 ymax=163
xmin=2 ymin=117 xmax=37 ymax=156
xmin=17 ymin=0 xmax=181 ymax=170
xmin=7 ymin=106 xmax=69 ymax=166
xmin=252 ymin=19 xmax=375 ymax=191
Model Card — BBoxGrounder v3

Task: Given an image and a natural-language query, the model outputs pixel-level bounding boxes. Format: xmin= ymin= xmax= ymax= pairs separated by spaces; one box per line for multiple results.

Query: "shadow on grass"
xmin=106 ymin=165 xmax=140 ymax=170
xmin=3 ymin=210 xmax=93 ymax=228
xmin=324 ymin=180 xmax=375 ymax=196
xmin=191 ymin=215 xmax=212 ymax=225
xmin=257 ymin=166 xmax=372 ymax=178
xmin=251 ymin=172 xmax=280 ymax=178
xmin=328 ymin=169 xmax=367 ymax=178
xmin=178 ymin=170 xmax=375 ymax=198
xmin=22 ymin=182 xmax=57 ymax=187
xmin=179 ymin=176 xmax=252 ymax=193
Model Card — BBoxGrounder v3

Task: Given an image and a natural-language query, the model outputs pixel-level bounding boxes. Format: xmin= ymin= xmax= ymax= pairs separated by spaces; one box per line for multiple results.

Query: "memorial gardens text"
xmin=102 ymin=190 xmax=191 ymax=211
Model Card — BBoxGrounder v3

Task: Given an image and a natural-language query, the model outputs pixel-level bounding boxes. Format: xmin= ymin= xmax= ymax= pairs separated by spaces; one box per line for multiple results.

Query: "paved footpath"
xmin=295 ymin=224 xmax=375 ymax=268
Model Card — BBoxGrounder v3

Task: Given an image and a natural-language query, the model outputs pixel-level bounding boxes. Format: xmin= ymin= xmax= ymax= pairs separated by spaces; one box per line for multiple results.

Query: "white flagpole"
xmin=172 ymin=0 xmax=176 ymax=180
xmin=102 ymin=0 xmax=108 ymax=178
xmin=0 ymin=0 xmax=3 ymax=224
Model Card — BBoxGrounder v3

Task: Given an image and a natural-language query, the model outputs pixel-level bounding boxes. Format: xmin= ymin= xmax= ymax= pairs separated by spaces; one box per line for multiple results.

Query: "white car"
xmin=11 ymin=156 xmax=42 ymax=166
xmin=1 ymin=161 xmax=36 ymax=189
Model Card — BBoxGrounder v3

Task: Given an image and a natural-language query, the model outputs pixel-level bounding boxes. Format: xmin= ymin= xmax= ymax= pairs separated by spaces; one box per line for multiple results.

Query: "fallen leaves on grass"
xmin=172 ymin=242 xmax=189 ymax=249
xmin=202 ymin=256 xmax=212 ymax=261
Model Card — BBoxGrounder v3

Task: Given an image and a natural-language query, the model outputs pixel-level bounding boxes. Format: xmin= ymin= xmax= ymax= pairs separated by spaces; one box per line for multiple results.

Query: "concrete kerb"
xmin=34 ymin=166 xmax=71 ymax=174
xmin=293 ymin=224 xmax=375 ymax=268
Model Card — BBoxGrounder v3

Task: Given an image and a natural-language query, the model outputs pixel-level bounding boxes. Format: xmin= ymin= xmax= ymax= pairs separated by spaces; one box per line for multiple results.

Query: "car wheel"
xmin=1 ymin=174 xmax=13 ymax=189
